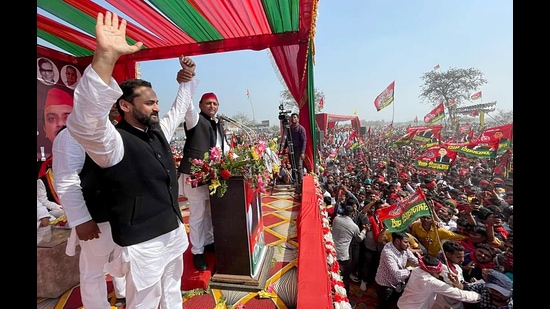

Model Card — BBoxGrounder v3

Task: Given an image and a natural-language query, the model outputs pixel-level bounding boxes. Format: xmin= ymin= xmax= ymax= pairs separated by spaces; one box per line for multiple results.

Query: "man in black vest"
xmin=177 ymin=92 xmax=229 ymax=270
xmin=66 ymin=11 xmax=196 ymax=308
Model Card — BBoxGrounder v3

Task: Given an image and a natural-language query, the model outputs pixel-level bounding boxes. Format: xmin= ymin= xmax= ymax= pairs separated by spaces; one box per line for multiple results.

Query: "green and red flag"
xmin=409 ymin=125 xmax=442 ymax=148
xmin=374 ymin=81 xmax=395 ymax=111
xmin=444 ymin=140 xmax=499 ymax=159
xmin=471 ymin=123 xmax=513 ymax=155
xmin=382 ymin=122 xmax=394 ymax=137
xmin=413 ymin=145 xmax=457 ymax=172
xmin=470 ymin=91 xmax=482 ymax=100
xmin=377 ymin=187 xmax=431 ymax=232
xmin=423 ymin=102 xmax=445 ymax=125
xmin=446 ymin=98 xmax=456 ymax=107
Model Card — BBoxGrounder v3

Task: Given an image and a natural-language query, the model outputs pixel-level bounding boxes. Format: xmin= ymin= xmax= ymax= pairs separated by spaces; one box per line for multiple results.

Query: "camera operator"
xmin=281 ymin=112 xmax=307 ymax=195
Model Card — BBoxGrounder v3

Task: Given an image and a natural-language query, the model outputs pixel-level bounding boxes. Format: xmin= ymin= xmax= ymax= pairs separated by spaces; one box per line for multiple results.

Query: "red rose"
xmin=220 ymin=169 xmax=231 ymax=180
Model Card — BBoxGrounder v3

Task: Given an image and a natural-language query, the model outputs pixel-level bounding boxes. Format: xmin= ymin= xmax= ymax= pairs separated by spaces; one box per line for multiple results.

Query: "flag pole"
xmin=391 ymin=87 xmax=395 ymax=124
xmin=247 ymin=91 xmax=256 ymax=124
xmin=418 ymin=188 xmax=454 ymax=273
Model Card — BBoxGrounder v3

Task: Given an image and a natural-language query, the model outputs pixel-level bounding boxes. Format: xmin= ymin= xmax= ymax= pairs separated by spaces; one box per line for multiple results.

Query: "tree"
xmin=231 ymin=112 xmax=254 ymax=126
xmin=279 ymin=88 xmax=325 ymax=113
xmin=485 ymin=109 xmax=513 ymax=125
xmin=419 ymin=67 xmax=487 ymax=123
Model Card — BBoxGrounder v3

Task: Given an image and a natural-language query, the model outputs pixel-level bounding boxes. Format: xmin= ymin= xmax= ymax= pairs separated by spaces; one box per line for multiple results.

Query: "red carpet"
xmin=181 ymin=248 xmax=216 ymax=291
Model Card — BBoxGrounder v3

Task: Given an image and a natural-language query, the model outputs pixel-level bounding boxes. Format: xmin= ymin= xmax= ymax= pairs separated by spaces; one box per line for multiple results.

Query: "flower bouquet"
xmin=186 ymin=139 xmax=280 ymax=197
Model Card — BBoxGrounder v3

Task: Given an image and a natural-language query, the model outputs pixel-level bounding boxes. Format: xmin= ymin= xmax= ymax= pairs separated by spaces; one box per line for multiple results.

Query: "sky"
xmin=38 ymin=0 xmax=513 ymax=127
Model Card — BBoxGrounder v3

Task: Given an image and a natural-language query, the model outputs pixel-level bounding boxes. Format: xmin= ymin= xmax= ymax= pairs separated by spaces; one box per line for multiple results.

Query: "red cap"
xmin=44 ymin=88 xmax=73 ymax=108
xmin=399 ymin=172 xmax=409 ymax=179
xmin=479 ymin=179 xmax=490 ymax=186
xmin=200 ymin=92 xmax=218 ymax=102
xmin=425 ymin=180 xmax=436 ymax=189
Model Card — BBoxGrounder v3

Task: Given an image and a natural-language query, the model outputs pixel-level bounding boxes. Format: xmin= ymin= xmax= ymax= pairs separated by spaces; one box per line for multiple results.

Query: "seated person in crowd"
xmin=37 ymin=178 xmax=64 ymax=219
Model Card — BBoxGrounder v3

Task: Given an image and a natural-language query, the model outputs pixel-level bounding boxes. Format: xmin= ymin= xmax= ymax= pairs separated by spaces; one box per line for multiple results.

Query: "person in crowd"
xmin=278 ymin=161 xmax=293 ymax=185
xmin=38 ymin=57 xmax=56 ymax=85
xmin=494 ymin=233 xmax=513 ymax=282
xmin=284 ymin=112 xmax=307 ymax=194
xmin=53 ymin=122 xmax=127 ymax=306
xmin=332 ymin=202 xmax=369 ymax=307
xmin=397 ymin=254 xmax=481 ymax=308
xmin=436 ymin=205 xmax=459 ymax=231
xmin=459 ymin=225 xmax=501 ymax=258
xmin=374 ymin=232 xmax=419 ymax=309
xmin=464 ymin=268 xmax=513 ymax=308
xmin=177 ymin=91 xmax=229 ymax=271
xmin=434 ymin=241 xmax=469 ymax=309
xmin=357 ymin=195 xmax=385 ymax=292
xmin=65 ymin=11 xmax=195 ymax=308
xmin=408 ymin=214 xmax=468 ymax=257
xmin=462 ymin=243 xmax=498 ymax=283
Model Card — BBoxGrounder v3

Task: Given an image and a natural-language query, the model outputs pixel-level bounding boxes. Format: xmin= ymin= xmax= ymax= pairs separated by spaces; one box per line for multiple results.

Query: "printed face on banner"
xmin=37 ymin=56 xmax=84 ymax=161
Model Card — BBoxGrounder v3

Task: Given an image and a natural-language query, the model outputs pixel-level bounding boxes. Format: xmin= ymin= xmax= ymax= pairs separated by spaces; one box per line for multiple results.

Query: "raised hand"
xmin=92 ymin=11 xmax=144 ymax=83
xmin=176 ymin=56 xmax=196 ymax=83
xmin=95 ymin=11 xmax=143 ymax=59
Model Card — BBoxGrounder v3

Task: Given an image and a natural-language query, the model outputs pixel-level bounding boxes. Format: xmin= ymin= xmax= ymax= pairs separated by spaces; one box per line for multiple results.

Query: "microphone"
xmin=218 ymin=113 xmax=257 ymax=143
xmin=218 ymin=114 xmax=237 ymax=123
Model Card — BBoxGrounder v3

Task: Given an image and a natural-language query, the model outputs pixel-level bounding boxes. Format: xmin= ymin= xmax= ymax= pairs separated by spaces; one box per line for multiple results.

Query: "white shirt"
xmin=66 ymin=64 xmax=195 ymax=291
xmin=52 ymin=128 xmax=91 ymax=228
xmin=37 ymin=199 xmax=50 ymax=229
xmin=397 ymin=267 xmax=480 ymax=309
xmin=433 ymin=262 xmax=466 ymax=309
xmin=37 ymin=178 xmax=62 ymax=212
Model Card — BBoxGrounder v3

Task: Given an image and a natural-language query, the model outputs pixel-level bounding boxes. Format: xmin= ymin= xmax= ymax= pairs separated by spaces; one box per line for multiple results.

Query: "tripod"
xmin=271 ymin=114 xmax=298 ymax=194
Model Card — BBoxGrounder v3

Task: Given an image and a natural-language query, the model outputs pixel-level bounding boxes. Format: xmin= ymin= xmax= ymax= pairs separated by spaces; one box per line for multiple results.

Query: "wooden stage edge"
xmin=209 ymin=246 xmax=275 ymax=292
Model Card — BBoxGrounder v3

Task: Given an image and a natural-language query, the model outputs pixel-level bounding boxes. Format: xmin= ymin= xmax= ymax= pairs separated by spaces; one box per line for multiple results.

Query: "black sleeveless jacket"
xmin=178 ymin=112 xmax=225 ymax=174
xmin=92 ymin=119 xmax=181 ymax=246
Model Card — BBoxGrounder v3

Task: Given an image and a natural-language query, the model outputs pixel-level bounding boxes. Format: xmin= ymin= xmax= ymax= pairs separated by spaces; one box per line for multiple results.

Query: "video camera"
xmin=278 ymin=103 xmax=292 ymax=120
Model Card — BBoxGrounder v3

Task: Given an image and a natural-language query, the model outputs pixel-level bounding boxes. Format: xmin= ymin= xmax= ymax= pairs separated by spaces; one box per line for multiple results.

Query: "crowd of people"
xmin=316 ymin=126 xmax=513 ymax=308
xmin=37 ymin=10 xmax=513 ymax=309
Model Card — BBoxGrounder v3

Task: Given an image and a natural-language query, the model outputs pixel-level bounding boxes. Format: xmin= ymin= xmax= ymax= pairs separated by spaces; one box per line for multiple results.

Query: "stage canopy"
xmin=37 ymin=0 xmax=321 ymax=165
xmin=315 ymin=113 xmax=361 ymax=133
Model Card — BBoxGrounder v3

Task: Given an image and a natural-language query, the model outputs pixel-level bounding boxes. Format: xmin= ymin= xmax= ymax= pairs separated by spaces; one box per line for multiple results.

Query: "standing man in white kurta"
xmin=65 ymin=11 xmax=196 ymax=309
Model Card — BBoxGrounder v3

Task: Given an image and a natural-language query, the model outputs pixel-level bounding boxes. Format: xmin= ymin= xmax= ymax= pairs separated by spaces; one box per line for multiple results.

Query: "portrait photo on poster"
xmin=60 ymin=64 xmax=81 ymax=89
xmin=37 ymin=57 xmax=60 ymax=86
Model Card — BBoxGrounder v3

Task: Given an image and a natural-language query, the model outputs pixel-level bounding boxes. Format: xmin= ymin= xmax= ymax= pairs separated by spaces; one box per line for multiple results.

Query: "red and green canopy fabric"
xmin=37 ymin=0 xmax=320 ymax=166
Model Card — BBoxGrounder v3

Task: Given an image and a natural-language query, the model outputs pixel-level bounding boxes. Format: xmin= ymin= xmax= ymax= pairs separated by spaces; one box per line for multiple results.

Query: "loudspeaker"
xmin=360 ymin=126 xmax=367 ymax=135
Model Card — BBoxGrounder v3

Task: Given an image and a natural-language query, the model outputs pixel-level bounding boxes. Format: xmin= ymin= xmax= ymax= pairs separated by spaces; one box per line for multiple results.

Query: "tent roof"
xmin=315 ymin=113 xmax=361 ymax=133
xmin=37 ymin=0 xmax=316 ymax=64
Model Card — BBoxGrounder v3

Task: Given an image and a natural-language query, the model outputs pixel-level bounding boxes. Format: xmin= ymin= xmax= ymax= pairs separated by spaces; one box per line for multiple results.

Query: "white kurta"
xmin=65 ymin=64 xmax=195 ymax=307
xmin=397 ymin=267 xmax=481 ymax=309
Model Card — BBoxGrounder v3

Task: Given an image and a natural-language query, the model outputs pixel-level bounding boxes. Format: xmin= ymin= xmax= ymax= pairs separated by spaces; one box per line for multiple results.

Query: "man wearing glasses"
xmin=38 ymin=58 xmax=57 ymax=85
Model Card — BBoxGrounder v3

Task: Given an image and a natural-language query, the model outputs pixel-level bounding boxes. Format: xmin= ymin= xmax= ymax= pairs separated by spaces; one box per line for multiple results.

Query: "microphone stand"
xmin=219 ymin=115 xmax=257 ymax=144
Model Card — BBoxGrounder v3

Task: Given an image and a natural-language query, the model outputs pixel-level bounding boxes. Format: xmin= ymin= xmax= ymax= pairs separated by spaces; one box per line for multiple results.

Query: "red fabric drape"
xmin=269 ymin=44 xmax=308 ymax=107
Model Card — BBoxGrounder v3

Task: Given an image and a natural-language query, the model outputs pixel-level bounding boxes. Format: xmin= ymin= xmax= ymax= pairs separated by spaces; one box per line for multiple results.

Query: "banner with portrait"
xmin=37 ymin=55 xmax=85 ymax=162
